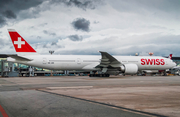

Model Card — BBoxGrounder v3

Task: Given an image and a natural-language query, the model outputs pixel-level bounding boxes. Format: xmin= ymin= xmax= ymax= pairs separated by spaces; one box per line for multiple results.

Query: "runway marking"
xmin=47 ymin=86 xmax=93 ymax=90
xmin=0 ymin=105 xmax=8 ymax=117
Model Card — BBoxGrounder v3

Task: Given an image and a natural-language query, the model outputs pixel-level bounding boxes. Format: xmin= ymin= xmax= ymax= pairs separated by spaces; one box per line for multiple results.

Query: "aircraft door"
xmin=165 ymin=60 xmax=168 ymax=65
xmin=77 ymin=58 xmax=81 ymax=64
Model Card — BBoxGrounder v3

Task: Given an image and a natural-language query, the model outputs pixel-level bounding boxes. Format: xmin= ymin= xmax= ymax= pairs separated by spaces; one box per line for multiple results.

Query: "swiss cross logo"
xmin=14 ymin=37 xmax=25 ymax=48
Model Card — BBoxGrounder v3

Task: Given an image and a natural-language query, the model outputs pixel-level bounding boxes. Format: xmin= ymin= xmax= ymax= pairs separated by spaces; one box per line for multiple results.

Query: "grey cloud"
xmin=51 ymin=41 xmax=64 ymax=48
xmin=0 ymin=38 xmax=4 ymax=45
xmin=51 ymin=42 xmax=57 ymax=45
xmin=39 ymin=23 xmax=48 ymax=27
xmin=66 ymin=0 xmax=95 ymax=10
xmin=2 ymin=10 xmax=16 ymax=19
xmin=140 ymin=34 xmax=180 ymax=45
xmin=43 ymin=30 xmax=56 ymax=36
xmin=110 ymin=34 xmax=180 ymax=56
xmin=121 ymin=44 xmax=178 ymax=57
xmin=0 ymin=0 xmax=44 ymax=12
xmin=50 ymin=33 xmax=56 ymax=37
xmin=109 ymin=0 xmax=180 ymax=20
xmin=68 ymin=35 xmax=83 ymax=41
xmin=0 ymin=38 xmax=12 ymax=51
xmin=0 ymin=0 xmax=11 ymax=7
xmin=0 ymin=0 xmax=102 ymax=27
xmin=43 ymin=30 xmax=48 ymax=34
xmin=71 ymin=18 xmax=90 ymax=32
xmin=36 ymin=42 xmax=64 ymax=51
xmin=50 ymin=0 xmax=103 ymax=10
xmin=57 ymin=49 xmax=99 ymax=55
xmin=109 ymin=0 xmax=180 ymax=12
xmin=37 ymin=36 xmax=42 ymax=39
xmin=93 ymin=21 xmax=99 ymax=24
xmin=0 ymin=17 xmax=6 ymax=27
xmin=10 ymin=46 xmax=13 ymax=49
xmin=138 ymin=0 xmax=180 ymax=13
xmin=29 ymin=23 xmax=48 ymax=29
xmin=0 ymin=0 xmax=44 ymax=27
xmin=145 ymin=25 xmax=167 ymax=30
xmin=30 ymin=26 xmax=34 ymax=29
xmin=43 ymin=44 xmax=48 ymax=48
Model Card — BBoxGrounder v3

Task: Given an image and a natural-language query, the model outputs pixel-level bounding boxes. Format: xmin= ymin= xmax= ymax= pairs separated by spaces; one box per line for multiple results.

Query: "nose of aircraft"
xmin=173 ymin=62 xmax=177 ymax=67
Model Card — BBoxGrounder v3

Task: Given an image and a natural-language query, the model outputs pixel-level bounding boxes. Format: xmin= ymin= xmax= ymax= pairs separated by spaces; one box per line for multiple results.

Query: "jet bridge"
xmin=0 ymin=60 xmax=19 ymax=77
xmin=0 ymin=54 xmax=19 ymax=77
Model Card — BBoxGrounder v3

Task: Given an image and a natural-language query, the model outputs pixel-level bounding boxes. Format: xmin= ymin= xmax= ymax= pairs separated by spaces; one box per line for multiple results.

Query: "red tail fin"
xmin=168 ymin=54 xmax=172 ymax=59
xmin=8 ymin=29 xmax=36 ymax=53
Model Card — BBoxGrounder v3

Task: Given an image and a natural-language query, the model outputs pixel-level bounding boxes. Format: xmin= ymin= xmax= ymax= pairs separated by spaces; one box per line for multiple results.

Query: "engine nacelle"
xmin=120 ymin=64 xmax=138 ymax=74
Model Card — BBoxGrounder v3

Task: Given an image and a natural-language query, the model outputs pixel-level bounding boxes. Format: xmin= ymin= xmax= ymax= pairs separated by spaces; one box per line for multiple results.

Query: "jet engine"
xmin=120 ymin=64 xmax=138 ymax=74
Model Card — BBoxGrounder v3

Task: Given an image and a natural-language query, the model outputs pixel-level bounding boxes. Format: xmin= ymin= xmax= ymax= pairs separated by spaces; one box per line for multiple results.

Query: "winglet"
xmin=8 ymin=29 xmax=37 ymax=54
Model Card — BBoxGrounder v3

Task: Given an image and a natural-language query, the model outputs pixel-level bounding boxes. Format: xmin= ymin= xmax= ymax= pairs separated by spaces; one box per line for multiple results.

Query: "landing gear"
xmin=89 ymin=74 xmax=110 ymax=77
xmin=89 ymin=71 xmax=110 ymax=77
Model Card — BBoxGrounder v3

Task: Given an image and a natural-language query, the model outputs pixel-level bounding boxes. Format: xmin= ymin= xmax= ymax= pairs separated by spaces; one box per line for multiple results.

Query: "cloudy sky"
xmin=0 ymin=0 xmax=180 ymax=56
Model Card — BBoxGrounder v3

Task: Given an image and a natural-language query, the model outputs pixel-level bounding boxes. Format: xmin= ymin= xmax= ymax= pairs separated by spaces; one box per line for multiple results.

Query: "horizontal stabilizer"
xmin=7 ymin=55 xmax=32 ymax=61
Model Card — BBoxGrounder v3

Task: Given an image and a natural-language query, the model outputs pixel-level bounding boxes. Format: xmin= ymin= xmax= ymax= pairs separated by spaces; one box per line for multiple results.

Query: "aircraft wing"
xmin=96 ymin=51 xmax=121 ymax=68
xmin=7 ymin=55 xmax=32 ymax=61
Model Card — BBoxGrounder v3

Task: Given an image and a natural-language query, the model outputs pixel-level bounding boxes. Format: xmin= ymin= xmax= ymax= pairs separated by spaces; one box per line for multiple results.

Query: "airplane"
xmin=6 ymin=29 xmax=176 ymax=77
xmin=168 ymin=54 xmax=172 ymax=59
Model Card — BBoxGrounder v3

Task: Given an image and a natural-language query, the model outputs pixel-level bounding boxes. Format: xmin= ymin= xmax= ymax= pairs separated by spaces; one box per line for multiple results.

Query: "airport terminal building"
xmin=0 ymin=55 xmax=53 ymax=77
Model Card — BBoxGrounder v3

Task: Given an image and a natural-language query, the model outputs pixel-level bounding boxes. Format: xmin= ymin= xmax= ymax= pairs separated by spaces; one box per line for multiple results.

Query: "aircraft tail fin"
xmin=168 ymin=54 xmax=172 ymax=60
xmin=8 ymin=29 xmax=37 ymax=55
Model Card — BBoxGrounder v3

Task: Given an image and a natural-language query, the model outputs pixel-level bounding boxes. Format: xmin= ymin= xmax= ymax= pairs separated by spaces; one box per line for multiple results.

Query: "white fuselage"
xmin=7 ymin=55 xmax=176 ymax=71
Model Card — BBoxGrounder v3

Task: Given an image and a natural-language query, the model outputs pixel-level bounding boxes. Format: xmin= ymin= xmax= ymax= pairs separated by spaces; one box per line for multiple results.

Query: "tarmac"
xmin=0 ymin=75 xmax=180 ymax=117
